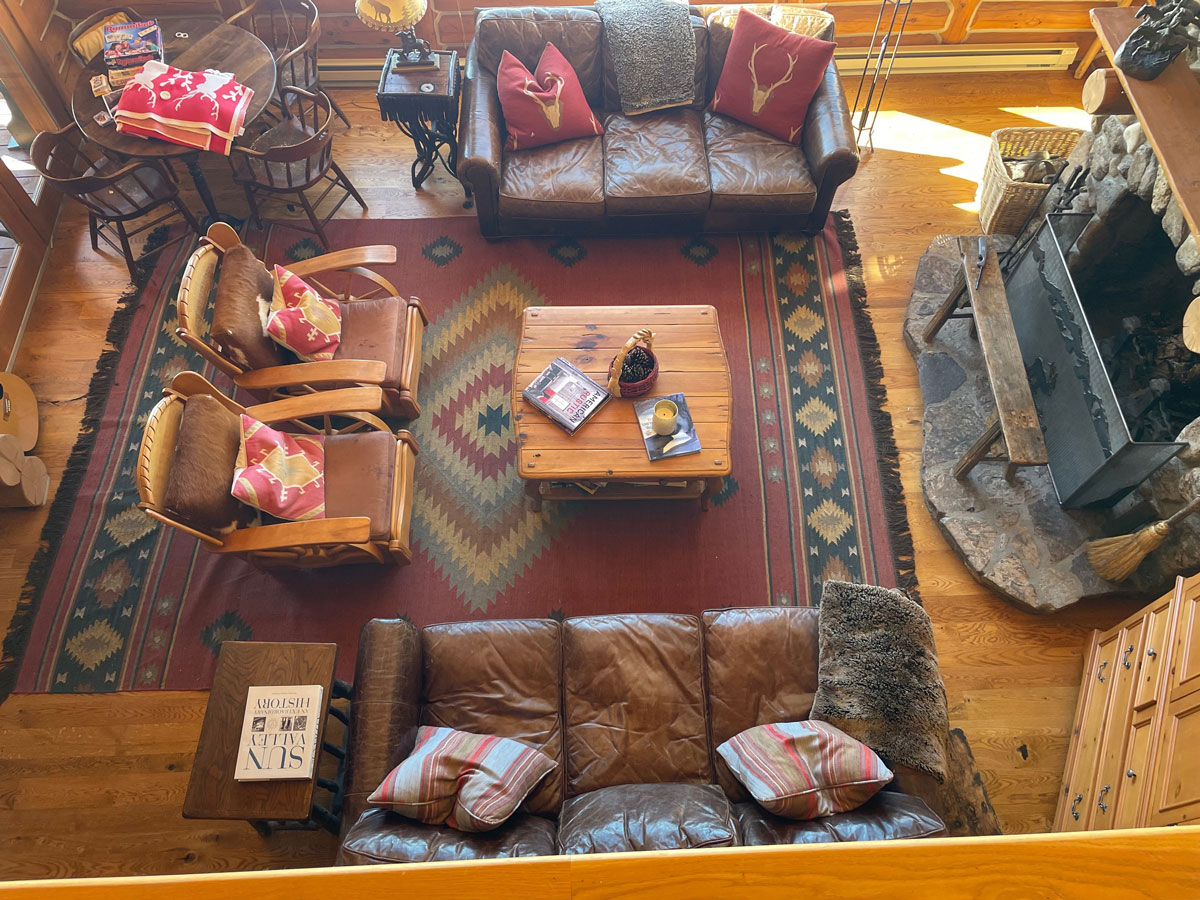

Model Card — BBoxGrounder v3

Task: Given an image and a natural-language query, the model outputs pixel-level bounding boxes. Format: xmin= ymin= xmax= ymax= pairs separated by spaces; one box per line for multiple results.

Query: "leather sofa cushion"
xmin=211 ymin=244 xmax=285 ymax=371
xmin=735 ymin=792 xmax=947 ymax=845
xmin=500 ymin=136 xmax=605 ymax=220
xmin=338 ymin=808 xmax=558 ymax=864
xmin=703 ymin=606 xmax=820 ymax=799
xmin=473 ymin=7 xmax=605 ymax=109
xmin=601 ymin=15 xmax=708 ymax=112
xmin=602 ymin=110 xmax=711 ymax=216
xmin=562 ymin=614 xmax=712 ymax=795
xmin=703 ymin=5 xmax=835 ymax=98
xmin=704 ymin=112 xmax=817 ymax=215
xmin=558 ymin=784 xmax=739 ymax=854
xmin=162 ymin=394 xmax=245 ymax=536
xmin=336 ymin=297 xmax=407 ymax=388
xmin=420 ymin=620 xmax=565 ymax=816
xmin=323 ymin=430 xmax=395 ymax=541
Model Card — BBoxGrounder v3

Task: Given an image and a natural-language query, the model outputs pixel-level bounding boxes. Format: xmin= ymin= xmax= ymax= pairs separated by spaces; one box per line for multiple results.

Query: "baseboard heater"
xmin=319 ymin=42 xmax=1079 ymax=86
xmin=835 ymin=43 xmax=1079 ymax=74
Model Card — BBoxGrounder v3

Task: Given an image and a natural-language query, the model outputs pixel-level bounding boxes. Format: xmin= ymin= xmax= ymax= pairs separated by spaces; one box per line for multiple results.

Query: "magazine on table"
xmin=522 ymin=357 xmax=610 ymax=435
xmin=233 ymin=684 xmax=323 ymax=781
xmin=634 ymin=393 xmax=702 ymax=461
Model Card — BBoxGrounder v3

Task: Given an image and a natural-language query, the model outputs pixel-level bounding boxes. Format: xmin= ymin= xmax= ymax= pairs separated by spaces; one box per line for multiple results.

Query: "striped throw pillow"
xmin=717 ymin=721 xmax=893 ymax=819
xmin=367 ymin=726 xmax=557 ymax=832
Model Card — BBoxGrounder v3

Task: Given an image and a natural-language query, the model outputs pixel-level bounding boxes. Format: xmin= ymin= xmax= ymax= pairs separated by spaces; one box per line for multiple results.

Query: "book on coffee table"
xmin=233 ymin=684 xmax=323 ymax=781
xmin=634 ymin=393 xmax=702 ymax=461
xmin=522 ymin=357 xmax=611 ymax=435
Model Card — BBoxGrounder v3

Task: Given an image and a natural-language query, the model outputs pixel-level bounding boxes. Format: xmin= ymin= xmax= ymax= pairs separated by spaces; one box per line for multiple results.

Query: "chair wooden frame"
xmin=229 ymin=88 xmax=365 ymax=248
xmin=228 ymin=0 xmax=351 ymax=127
xmin=176 ymin=222 xmax=428 ymax=419
xmin=137 ymin=372 xmax=418 ymax=567
xmin=31 ymin=123 xmax=201 ymax=278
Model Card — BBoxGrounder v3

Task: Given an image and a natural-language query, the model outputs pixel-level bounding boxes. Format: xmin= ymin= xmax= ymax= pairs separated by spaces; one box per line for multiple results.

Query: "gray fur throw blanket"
xmin=595 ymin=0 xmax=695 ymax=115
xmin=810 ymin=580 xmax=950 ymax=782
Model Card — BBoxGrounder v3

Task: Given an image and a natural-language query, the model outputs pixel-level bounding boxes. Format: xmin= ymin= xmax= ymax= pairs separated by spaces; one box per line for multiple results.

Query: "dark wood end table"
xmin=183 ymin=641 xmax=348 ymax=835
xmin=377 ymin=49 xmax=468 ymax=199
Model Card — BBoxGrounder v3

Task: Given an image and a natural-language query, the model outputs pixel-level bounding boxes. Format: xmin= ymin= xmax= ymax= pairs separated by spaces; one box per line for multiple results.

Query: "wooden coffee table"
xmin=513 ymin=305 xmax=732 ymax=510
xmin=183 ymin=642 xmax=343 ymax=835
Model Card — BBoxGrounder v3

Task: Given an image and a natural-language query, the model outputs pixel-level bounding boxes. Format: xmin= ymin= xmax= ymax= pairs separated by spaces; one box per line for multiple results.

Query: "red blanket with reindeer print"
xmin=114 ymin=60 xmax=254 ymax=154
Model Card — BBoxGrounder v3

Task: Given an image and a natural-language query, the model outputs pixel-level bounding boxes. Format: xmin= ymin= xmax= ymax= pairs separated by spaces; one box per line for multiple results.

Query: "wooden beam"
xmin=1093 ymin=6 xmax=1200 ymax=242
xmin=0 ymin=827 xmax=1196 ymax=898
xmin=1082 ymin=67 xmax=1134 ymax=114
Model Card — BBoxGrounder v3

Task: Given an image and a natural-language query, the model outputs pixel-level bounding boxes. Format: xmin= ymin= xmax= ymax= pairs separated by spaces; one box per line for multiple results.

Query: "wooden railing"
xmin=0 ymin=826 xmax=1197 ymax=898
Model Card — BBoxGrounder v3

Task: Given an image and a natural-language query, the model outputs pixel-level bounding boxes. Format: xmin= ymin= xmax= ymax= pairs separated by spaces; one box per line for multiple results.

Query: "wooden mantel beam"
xmin=1092 ymin=7 xmax=1200 ymax=242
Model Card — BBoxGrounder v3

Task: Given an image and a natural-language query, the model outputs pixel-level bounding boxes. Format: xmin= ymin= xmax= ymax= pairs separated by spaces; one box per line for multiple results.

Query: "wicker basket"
xmin=978 ymin=127 xmax=1082 ymax=235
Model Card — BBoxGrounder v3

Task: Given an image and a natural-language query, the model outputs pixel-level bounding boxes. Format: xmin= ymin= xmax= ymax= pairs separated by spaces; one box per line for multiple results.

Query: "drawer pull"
xmin=1070 ymin=793 xmax=1083 ymax=820
xmin=1097 ymin=660 xmax=1108 ymax=682
xmin=1147 ymin=648 xmax=1157 ymax=658
xmin=1127 ymin=769 xmax=1137 ymax=779
xmin=1122 ymin=645 xmax=1134 ymax=668
xmin=1097 ymin=784 xmax=1111 ymax=813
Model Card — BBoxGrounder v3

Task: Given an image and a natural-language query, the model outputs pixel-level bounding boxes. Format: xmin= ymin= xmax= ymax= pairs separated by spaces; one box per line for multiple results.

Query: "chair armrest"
xmin=801 ymin=62 xmax=860 ymax=192
xmin=216 ymin=517 xmax=373 ymax=553
xmin=244 ymin=386 xmax=384 ymax=423
xmin=458 ymin=42 xmax=503 ymax=236
xmin=285 ymin=245 xmax=398 ymax=276
xmin=342 ymin=618 xmax=423 ymax=836
xmin=234 ymin=360 xmax=388 ymax=392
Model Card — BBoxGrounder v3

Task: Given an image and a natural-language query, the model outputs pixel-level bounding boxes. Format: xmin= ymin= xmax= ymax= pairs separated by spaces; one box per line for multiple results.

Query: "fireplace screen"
xmin=1004 ymin=213 xmax=1184 ymax=507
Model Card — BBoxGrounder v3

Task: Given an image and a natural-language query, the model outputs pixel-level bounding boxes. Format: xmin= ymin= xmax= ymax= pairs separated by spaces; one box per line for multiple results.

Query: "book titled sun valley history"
xmin=234 ymin=684 xmax=323 ymax=782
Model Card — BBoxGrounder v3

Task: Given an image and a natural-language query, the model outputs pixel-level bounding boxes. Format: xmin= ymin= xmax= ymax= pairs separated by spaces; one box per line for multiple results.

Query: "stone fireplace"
xmin=903 ymin=113 xmax=1200 ymax=613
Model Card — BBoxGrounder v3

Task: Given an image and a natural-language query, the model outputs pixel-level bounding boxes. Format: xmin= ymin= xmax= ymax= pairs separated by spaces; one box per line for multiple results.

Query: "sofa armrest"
xmin=801 ymin=62 xmax=859 ymax=193
xmin=458 ymin=42 xmax=503 ymax=237
xmin=341 ymin=618 xmax=422 ymax=838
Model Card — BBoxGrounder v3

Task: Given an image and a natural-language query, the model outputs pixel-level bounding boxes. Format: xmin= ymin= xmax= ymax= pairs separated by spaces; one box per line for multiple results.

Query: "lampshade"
xmin=355 ymin=0 xmax=428 ymax=32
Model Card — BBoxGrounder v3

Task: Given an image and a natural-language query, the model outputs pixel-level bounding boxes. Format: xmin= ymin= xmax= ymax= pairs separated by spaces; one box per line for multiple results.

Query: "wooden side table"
xmin=377 ymin=48 xmax=467 ymax=197
xmin=183 ymin=642 xmax=349 ymax=836
xmin=513 ymin=305 xmax=733 ymax=510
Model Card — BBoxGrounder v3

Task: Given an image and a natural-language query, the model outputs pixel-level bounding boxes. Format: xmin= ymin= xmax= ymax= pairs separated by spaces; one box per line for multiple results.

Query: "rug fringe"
xmin=0 ymin=227 xmax=172 ymax=704
xmin=831 ymin=210 xmax=921 ymax=603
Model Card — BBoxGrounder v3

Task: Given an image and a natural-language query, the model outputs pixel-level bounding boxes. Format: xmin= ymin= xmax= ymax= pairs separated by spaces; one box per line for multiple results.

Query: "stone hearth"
xmin=906 ymin=237 xmax=1200 ymax=613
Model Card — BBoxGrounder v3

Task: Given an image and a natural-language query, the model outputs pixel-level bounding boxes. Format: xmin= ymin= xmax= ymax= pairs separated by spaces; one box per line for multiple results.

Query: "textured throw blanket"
xmin=114 ymin=61 xmax=254 ymax=155
xmin=595 ymin=0 xmax=695 ymax=115
xmin=810 ymin=581 xmax=950 ymax=782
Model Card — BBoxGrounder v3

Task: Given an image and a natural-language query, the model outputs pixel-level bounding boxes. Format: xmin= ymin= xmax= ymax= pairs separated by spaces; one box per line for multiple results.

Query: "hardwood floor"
xmin=0 ymin=74 xmax=1146 ymax=880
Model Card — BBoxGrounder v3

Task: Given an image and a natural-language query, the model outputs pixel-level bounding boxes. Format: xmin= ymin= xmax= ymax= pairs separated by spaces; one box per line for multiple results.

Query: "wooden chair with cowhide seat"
xmin=137 ymin=372 xmax=418 ymax=567
xmin=176 ymin=222 xmax=427 ymax=420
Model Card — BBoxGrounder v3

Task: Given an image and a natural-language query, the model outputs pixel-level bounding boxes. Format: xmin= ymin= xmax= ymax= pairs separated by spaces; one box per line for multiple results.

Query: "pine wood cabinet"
xmin=1055 ymin=573 xmax=1200 ymax=830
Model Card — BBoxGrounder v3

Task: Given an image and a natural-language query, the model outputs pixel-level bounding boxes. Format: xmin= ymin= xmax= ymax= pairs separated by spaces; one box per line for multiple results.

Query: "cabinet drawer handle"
xmin=1127 ymin=768 xmax=1137 ymax=779
xmin=1097 ymin=784 xmax=1111 ymax=813
xmin=1097 ymin=660 xmax=1108 ymax=682
xmin=1147 ymin=648 xmax=1157 ymax=658
xmin=1122 ymin=645 xmax=1134 ymax=668
xmin=1070 ymin=793 xmax=1083 ymax=820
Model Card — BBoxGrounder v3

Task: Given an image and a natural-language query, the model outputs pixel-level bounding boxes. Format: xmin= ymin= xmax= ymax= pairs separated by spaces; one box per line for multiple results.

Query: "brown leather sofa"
xmin=338 ymin=608 xmax=946 ymax=864
xmin=457 ymin=5 xmax=859 ymax=238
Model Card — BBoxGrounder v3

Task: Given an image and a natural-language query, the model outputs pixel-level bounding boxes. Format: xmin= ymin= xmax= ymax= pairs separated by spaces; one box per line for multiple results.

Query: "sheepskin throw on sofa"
xmin=595 ymin=0 xmax=696 ymax=114
xmin=810 ymin=580 xmax=950 ymax=782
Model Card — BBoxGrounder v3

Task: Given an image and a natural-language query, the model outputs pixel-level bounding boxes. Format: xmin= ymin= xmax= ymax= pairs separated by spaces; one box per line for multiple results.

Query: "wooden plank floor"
xmin=0 ymin=75 xmax=1146 ymax=880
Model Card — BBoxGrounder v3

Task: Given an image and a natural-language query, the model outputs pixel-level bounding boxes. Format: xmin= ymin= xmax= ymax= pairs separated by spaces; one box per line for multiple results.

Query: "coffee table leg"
xmin=524 ymin=478 xmax=542 ymax=512
xmin=183 ymin=153 xmax=219 ymax=221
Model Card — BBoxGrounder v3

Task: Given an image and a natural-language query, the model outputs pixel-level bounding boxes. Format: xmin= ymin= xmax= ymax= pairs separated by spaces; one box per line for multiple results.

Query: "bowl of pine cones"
xmin=607 ymin=328 xmax=659 ymax=398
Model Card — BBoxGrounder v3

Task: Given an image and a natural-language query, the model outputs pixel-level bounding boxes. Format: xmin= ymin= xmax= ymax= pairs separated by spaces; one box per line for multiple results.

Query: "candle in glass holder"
xmin=652 ymin=399 xmax=678 ymax=435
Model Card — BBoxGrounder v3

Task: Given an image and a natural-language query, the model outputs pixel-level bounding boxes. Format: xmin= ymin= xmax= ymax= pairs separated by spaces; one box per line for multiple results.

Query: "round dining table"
xmin=71 ymin=16 xmax=277 ymax=220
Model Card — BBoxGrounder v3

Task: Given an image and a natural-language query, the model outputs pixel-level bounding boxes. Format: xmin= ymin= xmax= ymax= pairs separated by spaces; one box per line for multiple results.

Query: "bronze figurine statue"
xmin=1114 ymin=0 xmax=1200 ymax=80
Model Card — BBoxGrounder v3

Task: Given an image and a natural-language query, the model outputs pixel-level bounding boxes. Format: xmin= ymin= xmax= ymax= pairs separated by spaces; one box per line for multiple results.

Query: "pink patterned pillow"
xmin=231 ymin=415 xmax=326 ymax=521
xmin=267 ymin=265 xmax=341 ymax=361
xmin=367 ymin=726 xmax=557 ymax=832
xmin=717 ymin=721 xmax=893 ymax=819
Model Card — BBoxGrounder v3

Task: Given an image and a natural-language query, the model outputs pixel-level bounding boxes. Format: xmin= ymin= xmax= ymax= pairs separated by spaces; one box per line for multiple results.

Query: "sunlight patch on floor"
xmin=1000 ymin=106 xmax=1091 ymax=130
xmin=865 ymin=111 xmax=992 ymax=186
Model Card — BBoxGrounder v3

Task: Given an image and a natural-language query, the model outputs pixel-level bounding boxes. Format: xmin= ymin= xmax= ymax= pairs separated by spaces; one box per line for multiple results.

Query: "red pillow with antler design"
xmin=496 ymin=43 xmax=603 ymax=151
xmin=710 ymin=9 xmax=836 ymax=145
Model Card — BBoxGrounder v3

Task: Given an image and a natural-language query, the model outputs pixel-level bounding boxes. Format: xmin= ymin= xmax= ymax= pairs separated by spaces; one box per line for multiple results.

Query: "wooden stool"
xmin=923 ymin=237 xmax=1048 ymax=480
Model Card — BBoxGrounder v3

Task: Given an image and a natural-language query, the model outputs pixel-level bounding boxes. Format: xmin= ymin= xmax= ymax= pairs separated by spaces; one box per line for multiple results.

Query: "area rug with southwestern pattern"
xmin=3 ymin=213 xmax=916 ymax=696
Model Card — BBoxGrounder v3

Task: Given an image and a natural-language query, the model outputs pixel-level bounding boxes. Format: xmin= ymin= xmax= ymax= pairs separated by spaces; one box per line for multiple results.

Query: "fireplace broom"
xmin=1086 ymin=497 xmax=1200 ymax=581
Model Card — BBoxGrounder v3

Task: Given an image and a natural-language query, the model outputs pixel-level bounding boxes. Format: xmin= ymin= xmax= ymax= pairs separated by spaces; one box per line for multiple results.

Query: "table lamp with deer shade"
xmin=356 ymin=0 xmax=436 ymax=69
